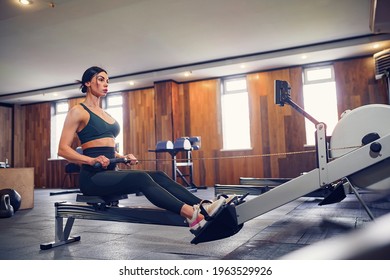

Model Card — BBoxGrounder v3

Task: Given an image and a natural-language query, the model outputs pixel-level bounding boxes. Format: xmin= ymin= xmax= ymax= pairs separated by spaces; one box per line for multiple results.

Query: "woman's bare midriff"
xmin=81 ymin=137 xmax=116 ymax=150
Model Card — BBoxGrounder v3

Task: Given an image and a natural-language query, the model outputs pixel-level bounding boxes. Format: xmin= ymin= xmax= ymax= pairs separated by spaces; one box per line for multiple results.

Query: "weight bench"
xmin=149 ymin=137 xmax=205 ymax=191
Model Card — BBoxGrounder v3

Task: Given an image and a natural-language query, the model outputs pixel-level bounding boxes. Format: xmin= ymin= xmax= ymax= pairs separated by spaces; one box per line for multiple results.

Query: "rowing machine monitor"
xmin=274 ymin=80 xmax=291 ymax=106
xmin=274 ymin=79 xmax=320 ymax=126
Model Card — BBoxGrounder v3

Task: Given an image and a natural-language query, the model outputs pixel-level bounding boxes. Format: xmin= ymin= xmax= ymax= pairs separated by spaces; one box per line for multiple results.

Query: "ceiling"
xmin=0 ymin=0 xmax=389 ymax=105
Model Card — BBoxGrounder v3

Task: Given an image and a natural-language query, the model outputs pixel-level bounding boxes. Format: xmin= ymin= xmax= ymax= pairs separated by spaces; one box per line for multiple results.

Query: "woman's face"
xmin=86 ymin=71 xmax=109 ymax=97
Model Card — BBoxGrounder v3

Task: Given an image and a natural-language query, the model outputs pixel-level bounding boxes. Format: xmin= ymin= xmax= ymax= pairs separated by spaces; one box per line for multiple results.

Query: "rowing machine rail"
xmin=40 ymin=194 xmax=187 ymax=250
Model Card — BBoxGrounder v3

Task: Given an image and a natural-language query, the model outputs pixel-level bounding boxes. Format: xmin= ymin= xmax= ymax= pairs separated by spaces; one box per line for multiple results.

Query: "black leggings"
xmin=79 ymin=147 xmax=202 ymax=215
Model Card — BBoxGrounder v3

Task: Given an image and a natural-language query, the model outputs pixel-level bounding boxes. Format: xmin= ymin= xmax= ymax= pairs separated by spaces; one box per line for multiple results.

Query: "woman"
xmin=58 ymin=66 xmax=225 ymax=234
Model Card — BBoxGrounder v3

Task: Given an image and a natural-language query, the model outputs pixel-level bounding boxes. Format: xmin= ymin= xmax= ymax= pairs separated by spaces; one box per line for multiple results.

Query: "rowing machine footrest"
xmin=318 ymin=181 xmax=346 ymax=206
xmin=76 ymin=194 xmax=128 ymax=206
xmin=190 ymin=204 xmax=243 ymax=244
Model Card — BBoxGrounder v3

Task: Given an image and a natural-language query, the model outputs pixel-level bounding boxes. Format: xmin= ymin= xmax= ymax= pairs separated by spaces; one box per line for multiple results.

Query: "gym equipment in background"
xmin=0 ymin=189 xmax=22 ymax=218
xmin=0 ymin=194 xmax=14 ymax=218
xmin=0 ymin=188 xmax=21 ymax=212
xmin=149 ymin=136 xmax=205 ymax=192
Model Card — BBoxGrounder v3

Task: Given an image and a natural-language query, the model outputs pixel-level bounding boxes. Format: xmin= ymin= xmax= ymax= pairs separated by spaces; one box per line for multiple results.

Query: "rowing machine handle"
xmin=93 ymin=157 xmax=129 ymax=168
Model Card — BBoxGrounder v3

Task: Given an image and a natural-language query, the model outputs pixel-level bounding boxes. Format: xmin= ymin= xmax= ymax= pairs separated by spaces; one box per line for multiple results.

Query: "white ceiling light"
xmin=19 ymin=0 xmax=32 ymax=5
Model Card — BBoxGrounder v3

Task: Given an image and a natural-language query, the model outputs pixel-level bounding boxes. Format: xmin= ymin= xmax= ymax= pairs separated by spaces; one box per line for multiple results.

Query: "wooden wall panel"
xmin=0 ymin=106 xmax=12 ymax=165
xmin=46 ymin=158 xmax=68 ymax=188
xmin=178 ymin=80 xmax=222 ymax=187
xmin=334 ymin=56 xmax=388 ymax=113
xmin=123 ymin=89 xmax=157 ymax=171
xmin=154 ymin=81 xmax=176 ymax=175
xmin=154 ymin=81 xmax=175 ymax=139
xmin=24 ymin=103 xmax=51 ymax=188
xmin=12 ymin=105 xmax=25 ymax=168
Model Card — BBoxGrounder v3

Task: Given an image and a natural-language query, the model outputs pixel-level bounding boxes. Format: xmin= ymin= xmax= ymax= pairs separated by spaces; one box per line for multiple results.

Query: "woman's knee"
xmin=132 ymin=171 xmax=155 ymax=183
xmin=147 ymin=170 xmax=170 ymax=180
xmin=147 ymin=170 xmax=163 ymax=175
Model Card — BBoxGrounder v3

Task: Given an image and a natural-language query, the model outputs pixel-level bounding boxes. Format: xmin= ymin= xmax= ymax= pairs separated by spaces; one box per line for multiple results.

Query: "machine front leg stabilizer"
xmin=190 ymin=204 xmax=243 ymax=244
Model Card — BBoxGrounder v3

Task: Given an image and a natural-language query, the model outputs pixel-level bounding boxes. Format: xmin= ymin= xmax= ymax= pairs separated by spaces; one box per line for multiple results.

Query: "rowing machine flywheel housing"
xmin=330 ymin=104 xmax=390 ymax=191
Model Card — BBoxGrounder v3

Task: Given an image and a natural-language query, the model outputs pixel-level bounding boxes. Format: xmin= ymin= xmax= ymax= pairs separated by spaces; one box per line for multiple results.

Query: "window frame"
xmin=303 ymin=65 xmax=335 ymax=85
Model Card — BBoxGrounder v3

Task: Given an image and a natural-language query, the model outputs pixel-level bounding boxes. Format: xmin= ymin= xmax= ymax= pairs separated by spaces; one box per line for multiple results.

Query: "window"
xmin=303 ymin=65 xmax=338 ymax=145
xmin=50 ymin=101 xmax=69 ymax=158
xmin=221 ymin=77 xmax=251 ymax=150
xmin=105 ymin=94 xmax=124 ymax=155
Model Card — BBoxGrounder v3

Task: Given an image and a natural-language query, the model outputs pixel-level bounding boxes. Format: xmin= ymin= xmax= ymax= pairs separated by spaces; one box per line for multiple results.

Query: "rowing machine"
xmin=193 ymin=129 xmax=390 ymax=243
xmin=234 ymin=81 xmax=390 ymax=223
xmin=40 ymin=158 xmax=188 ymax=250
xmin=190 ymin=81 xmax=390 ymax=243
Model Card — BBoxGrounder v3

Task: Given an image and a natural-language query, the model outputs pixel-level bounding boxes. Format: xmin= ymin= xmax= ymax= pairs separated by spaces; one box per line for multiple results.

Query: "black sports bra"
xmin=77 ymin=103 xmax=120 ymax=144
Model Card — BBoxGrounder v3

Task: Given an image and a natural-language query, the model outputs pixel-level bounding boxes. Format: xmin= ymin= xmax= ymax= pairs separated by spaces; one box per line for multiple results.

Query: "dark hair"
xmin=78 ymin=66 xmax=107 ymax=93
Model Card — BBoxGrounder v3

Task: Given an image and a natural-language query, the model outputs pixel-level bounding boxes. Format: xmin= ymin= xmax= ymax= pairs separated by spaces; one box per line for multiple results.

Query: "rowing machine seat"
xmin=76 ymin=194 xmax=128 ymax=207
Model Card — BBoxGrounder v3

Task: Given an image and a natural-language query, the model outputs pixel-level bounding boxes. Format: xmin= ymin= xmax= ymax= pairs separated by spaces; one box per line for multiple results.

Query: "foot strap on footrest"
xmin=190 ymin=204 xmax=243 ymax=244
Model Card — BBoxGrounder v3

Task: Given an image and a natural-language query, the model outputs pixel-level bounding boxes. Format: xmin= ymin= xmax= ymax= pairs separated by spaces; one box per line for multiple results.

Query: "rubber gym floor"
xmin=1 ymin=187 xmax=390 ymax=260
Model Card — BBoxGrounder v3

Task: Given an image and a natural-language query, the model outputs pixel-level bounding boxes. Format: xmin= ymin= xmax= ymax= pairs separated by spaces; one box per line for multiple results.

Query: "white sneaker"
xmin=198 ymin=197 xmax=225 ymax=218
xmin=187 ymin=204 xmax=206 ymax=231
xmin=187 ymin=198 xmax=225 ymax=231
xmin=217 ymin=194 xmax=238 ymax=205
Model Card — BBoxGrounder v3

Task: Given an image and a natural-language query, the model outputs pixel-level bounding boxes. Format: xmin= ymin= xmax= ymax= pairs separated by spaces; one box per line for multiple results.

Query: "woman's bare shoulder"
xmin=68 ymin=104 xmax=87 ymax=120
